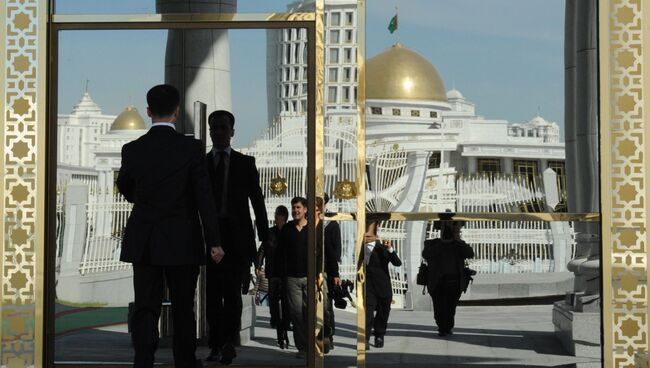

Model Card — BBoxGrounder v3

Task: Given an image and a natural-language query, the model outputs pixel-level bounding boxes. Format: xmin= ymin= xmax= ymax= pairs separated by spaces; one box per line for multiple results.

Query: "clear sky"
xmin=56 ymin=0 xmax=564 ymax=147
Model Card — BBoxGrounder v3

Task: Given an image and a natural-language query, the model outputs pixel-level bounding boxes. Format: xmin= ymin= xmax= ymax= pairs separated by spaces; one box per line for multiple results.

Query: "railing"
xmin=79 ymin=192 xmax=132 ymax=275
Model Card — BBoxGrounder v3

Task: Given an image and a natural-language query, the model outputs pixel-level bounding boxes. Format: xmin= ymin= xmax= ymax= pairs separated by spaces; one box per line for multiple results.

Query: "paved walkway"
xmin=55 ymin=305 xmax=601 ymax=367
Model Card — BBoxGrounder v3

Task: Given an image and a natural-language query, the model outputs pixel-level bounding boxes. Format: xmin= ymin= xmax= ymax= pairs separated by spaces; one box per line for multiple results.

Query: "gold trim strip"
xmin=325 ymin=212 xmax=601 ymax=222
xmin=314 ymin=0 xmax=325 ymax=366
xmin=599 ymin=1 xmax=614 ymax=366
xmin=355 ymin=0 xmax=367 ymax=364
xmin=51 ymin=12 xmax=315 ymax=24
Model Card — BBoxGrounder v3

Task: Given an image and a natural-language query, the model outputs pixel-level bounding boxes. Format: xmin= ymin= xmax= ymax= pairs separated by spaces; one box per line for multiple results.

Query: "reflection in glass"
xmin=363 ymin=220 xmax=601 ymax=366
xmin=54 ymin=27 xmax=314 ymax=366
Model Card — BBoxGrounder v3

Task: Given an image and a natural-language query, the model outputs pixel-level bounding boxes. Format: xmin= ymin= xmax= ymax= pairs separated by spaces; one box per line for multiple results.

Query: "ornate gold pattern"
xmin=1 ymin=0 xmax=44 ymax=366
xmin=269 ymin=175 xmax=288 ymax=195
xmin=600 ymin=0 xmax=649 ymax=366
xmin=334 ymin=180 xmax=357 ymax=199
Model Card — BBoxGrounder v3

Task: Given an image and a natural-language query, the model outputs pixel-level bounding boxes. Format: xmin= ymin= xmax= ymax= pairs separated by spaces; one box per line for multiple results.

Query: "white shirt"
xmin=151 ymin=122 xmax=176 ymax=130
xmin=365 ymin=242 xmax=375 ymax=265
xmin=211 ymin=146 xmax=232 ymax=215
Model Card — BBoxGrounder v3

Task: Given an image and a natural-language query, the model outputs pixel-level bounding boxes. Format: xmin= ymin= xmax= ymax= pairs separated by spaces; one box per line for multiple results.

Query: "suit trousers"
xmin=131 ymin=263 xmax=199 ymax=368
xmin=366 ymin=290 xmax=392 ymax=339
xmin=206 ymin=260 xmax=245 ymax=349
xmin=431 ymin=275 xmax=462 ymax=333
xmin=325 ymin=276 xmax=336 ymax=339
xmin=286 ymin=277 xmax=308 ymax=351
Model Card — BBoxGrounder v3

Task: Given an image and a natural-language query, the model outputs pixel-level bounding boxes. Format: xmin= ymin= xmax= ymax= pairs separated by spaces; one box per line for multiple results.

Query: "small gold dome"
xmin=111 ymin=106 xmax=146 ymax=131
xmin=367 ymin=43 xmax=447 ymax=102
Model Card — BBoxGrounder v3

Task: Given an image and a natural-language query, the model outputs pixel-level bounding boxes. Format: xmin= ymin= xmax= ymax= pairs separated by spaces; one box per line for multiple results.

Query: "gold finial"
xmin=270 ymin=175 xmax=288 ymax=195
xmin=334 ymin=180 xmax=357 ymax=200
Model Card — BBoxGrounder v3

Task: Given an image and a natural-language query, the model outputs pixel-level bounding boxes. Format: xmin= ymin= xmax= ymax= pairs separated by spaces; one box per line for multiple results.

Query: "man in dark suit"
xmin=117 ymin=84 xmax=224 ymax=368
xmin=323 ymin=194 xmax=341 ymax=347
xmin=205 ymin=110 xmax=270 ymax=365
xmin=364 ymin=221 xmax=402 ymax=349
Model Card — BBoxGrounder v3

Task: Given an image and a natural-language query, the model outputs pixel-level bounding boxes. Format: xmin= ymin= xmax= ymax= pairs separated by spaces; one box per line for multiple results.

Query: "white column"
xmin=503 ymin=157 xmax=513 ymax=174
xmin=467 ymin=156 xmax=477 ymax=174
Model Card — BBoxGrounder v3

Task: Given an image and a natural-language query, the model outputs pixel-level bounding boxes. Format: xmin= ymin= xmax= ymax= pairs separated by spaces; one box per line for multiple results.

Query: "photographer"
xmin=364 ymin=221 xmax=402 ymax=349
xmin=422 ymin=220 xmax=474 ymax=337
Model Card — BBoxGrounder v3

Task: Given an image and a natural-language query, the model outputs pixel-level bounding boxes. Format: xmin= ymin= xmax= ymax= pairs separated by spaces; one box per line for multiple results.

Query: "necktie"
xmin=215 ymin=151 xmax=226 ymax=212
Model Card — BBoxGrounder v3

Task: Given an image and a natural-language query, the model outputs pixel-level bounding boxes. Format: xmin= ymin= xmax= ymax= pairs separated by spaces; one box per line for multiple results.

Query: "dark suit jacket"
xmin=422 ymin=238 xmax=474 ymax=295
xmin=324 ymin=220 xmax=341 ymax=278
xmin=207 ymin=149 xmax=269 ymax=266
xmin=117 ymin=126 xmax=219 ymax=266
xmin=366 ymin=241 xmax=402 ymax=299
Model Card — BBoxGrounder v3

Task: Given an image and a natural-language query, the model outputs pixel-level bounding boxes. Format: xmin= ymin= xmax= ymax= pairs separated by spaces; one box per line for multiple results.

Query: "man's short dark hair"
xmin=291 ymin=196 xmax=307 ymax=207
xmin=208 ymin=110 xmax=235 ymax=129
xmin=275 ymin=205 xmax=289 ymax=220
xmin=146 ymin=84 xmax=180 ymax=117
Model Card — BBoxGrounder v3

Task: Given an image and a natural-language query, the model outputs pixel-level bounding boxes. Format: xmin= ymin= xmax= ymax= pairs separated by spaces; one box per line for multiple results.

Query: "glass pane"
xmin=55 ymin=27 xmax=312 ymax=366
xmin=364 ymin=0 xmax=598 ymax=214
xmin=363 ymin=220 xmax=601 ymax=366
xmin=53 ymin=0 xmax=311 ymax=15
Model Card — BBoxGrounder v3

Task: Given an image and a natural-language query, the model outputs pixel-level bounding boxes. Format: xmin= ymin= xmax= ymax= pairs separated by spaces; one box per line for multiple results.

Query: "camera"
xmin=330 ymin=279 xmax=355 ymax=309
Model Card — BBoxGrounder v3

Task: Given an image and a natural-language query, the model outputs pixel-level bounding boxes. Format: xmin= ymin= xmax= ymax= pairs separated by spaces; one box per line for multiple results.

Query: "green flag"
xmin=388 ymin=14 xmax=398 ymax=34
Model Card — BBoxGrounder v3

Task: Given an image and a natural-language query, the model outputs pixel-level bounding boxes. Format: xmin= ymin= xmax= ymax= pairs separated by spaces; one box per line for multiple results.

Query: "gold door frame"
xmin=0 ymin=0 xmax=648 ymax=367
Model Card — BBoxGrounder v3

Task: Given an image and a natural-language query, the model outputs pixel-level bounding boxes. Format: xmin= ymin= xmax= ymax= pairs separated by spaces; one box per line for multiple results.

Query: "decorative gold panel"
xmin=600 ymin=0 xmax=649 ymax=366
xmin=1 ymin=0 xmax=46 ymax=367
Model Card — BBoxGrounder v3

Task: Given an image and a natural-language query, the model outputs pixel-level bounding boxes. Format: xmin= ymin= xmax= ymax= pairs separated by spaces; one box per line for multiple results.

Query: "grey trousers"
xmin=286 ymin=276 xmax=332 ymax=352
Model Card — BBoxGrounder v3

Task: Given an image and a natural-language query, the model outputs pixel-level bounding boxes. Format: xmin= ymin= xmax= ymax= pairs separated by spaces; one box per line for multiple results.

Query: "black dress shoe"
xmin=374 ymin=336 xmax=384 ymax=348
xmin=220 ymin=343 xmax=236 ymax=365
xmin=205 ymin=348 xmax=220 ymax=362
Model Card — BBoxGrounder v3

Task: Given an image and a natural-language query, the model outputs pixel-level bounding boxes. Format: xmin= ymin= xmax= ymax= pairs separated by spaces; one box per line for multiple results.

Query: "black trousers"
xmin=431 ymin=276 xmax=462 ymax=333
xmin=325 ymin=277 xmax=336 ymax=339
xmin=131 ymin=263 xmax=199 ymax=368
xmin=206 ymin=260 xmax=244 ymax=349
xmin=268 ymin=277 xmax=291 ymax=332
xmin=366 ymin=291 xmax=391 ymax=339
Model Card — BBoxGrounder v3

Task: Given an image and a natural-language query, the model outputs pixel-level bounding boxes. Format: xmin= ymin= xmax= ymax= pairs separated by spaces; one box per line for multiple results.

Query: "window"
xmin=301 ymin=100 xmax=307 ymax=112
xmin=302 ymin=46 xmax=307 ymax=64
xmin=346 ymin=12 xmax=354 ymax=25
xmin=285 ymin=45 xmax=291 ymax=64
xmin=430 ymin=111 xmax=438 ymax=118
xmin=478 ymin=158 xmax=501 ymax=174
xmin=285 ymin=68 xmax=290 ymax=81
xmin=293 ymin=84 xmax=299 ymax=96
xmin=513 ymin=160 xmax=539 ymax=188
xmin=370 ymin=107 xmax=382 ymax=115
xmin=328 ymin=87 xmax=337 ymax=103
xmin=292 ymin=100 xmax=297 ymax=112
xmin=329 ymin=48 xmax=339 ymax=63
xmin=330 ymin=30 xmax=340 ymax=44
xmin=294 ymin=67 xmax=300 ymax=80
xmin=343 ymin=87 xmax=350 ymax=102
xmin=302 ymin=83 xmax=307 ymax=95
xmin=294 ymin=44 xmax=299 ymax=63
xmin=392 ymin=108 xmax=401 ymax=116
xmin=428 ymin=152 xmax=441 ymax=169
xmin=284 ymin=85 xmax=290 ymax=97
xmin=345 ymin=30 xmax=353 ymax=43
xmin=330 ymin=12 xmax=341 ymax=26
xmin=344 ymin=48 xmax=352 ymax=63
xmin=343 ymin=67 xmax=352 ymax=82
xmin=329 ymin=68 xmax=338 ymax=82
xmin=411 ymin=110 xmax=420 ymax=117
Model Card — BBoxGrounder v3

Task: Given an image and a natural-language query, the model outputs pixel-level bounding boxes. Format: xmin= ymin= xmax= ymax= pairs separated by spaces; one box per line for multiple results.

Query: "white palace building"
xmin=55 ymin=0 xmax=574 ymax=310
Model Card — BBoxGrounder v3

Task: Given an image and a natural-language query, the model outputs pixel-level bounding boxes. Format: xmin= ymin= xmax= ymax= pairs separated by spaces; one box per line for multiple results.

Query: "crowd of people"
xmin=118 ymin=84 xmax=473 ymax=368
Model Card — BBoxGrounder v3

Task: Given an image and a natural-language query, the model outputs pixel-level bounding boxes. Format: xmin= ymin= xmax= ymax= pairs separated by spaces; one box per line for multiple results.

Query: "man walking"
xmin=205 ymin=110 xmax=270 ymax=365
xmin=118 ymin=84 xmax=223 ymax=368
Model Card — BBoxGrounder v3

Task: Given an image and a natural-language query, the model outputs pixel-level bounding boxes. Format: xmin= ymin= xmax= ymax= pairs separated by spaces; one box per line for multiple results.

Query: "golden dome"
xmin=111 ymin=106 xmax=146 ymax=131
xmin=367 ymin=43 xmax=447 ymax=102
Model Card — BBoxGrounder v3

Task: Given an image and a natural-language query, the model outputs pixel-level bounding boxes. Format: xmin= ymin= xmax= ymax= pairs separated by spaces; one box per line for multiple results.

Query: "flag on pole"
xmin=388 ymin=14 xmax=398 ymax=34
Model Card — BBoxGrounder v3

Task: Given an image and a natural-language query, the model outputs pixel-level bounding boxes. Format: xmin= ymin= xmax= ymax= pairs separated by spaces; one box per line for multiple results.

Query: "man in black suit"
xmin=205 ymin=110 xmax=270 ymax=365
xmin=323 ymin=194 xmax=341 ymax=347
xmin=364 ymin=221 xmax=402 ymax=349
xmin=117 ymin=84 xmax=224 ymax=368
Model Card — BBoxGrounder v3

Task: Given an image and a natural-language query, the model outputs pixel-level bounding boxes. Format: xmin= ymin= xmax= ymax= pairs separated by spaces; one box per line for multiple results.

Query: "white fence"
xmin=78 ymin=192 xmax=132 ymax=275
